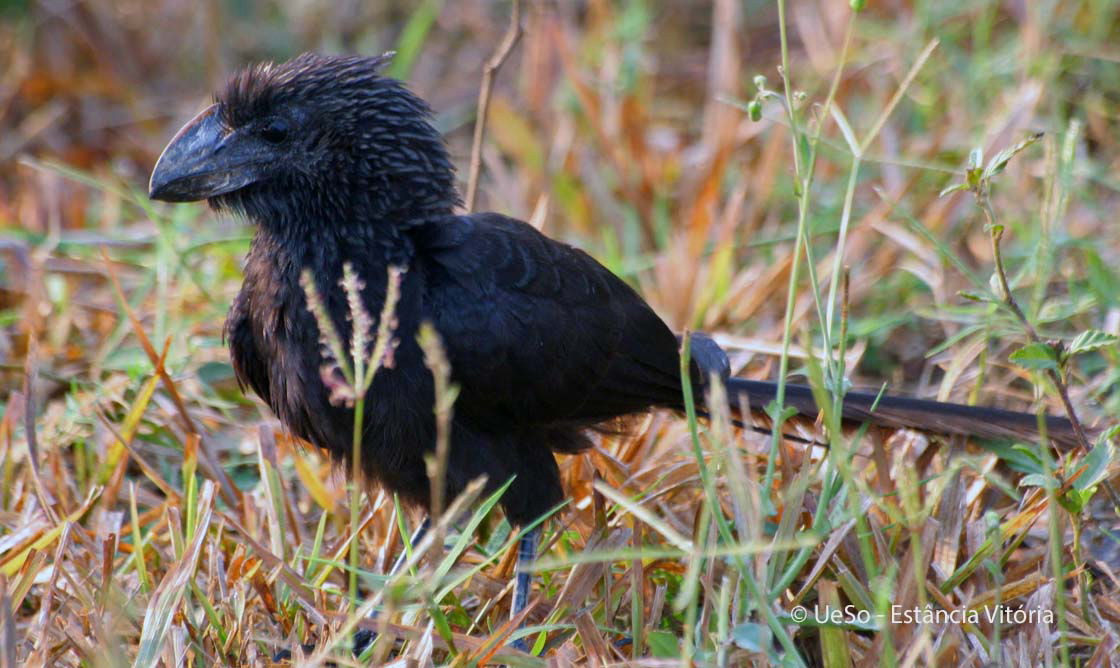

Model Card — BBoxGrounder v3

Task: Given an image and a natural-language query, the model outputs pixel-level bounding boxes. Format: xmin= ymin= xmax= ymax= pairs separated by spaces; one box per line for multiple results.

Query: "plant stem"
xmin=349 ymin=396 xmax=365 ymax=613
xmin=981 ymin=199 xmax=1095 ymax=454
xmin=464 ymin=0 xmax=522 ymax=212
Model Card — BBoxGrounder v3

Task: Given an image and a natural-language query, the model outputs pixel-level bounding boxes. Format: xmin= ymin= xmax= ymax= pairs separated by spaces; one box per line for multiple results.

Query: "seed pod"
xmin=747 ymin=100 xmax=762 ymax=122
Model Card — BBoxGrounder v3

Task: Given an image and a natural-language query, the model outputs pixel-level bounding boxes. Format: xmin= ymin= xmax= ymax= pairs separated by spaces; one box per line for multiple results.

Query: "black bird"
xmin=148 ymin=52 xmax=1082 ymax=651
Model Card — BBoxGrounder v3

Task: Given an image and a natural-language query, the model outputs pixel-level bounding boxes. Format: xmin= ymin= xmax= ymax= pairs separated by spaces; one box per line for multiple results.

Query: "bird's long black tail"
xmin=721 ymin=378 xmax=1083 ymax=448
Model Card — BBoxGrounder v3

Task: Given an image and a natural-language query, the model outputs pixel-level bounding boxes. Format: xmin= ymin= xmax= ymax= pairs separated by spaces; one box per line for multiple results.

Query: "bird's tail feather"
xmin=721 ymin=378 xmax=1084 ymax=449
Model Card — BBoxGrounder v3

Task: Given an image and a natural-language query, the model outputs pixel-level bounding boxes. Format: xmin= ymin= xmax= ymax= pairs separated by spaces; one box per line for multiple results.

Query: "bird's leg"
xmin=509 ymin=525 xmax=541 ymax=651
xmin=352 ymin=516 xmax=432 ymax=656
xmin=389 ymin=516 xmax=431 ymax=579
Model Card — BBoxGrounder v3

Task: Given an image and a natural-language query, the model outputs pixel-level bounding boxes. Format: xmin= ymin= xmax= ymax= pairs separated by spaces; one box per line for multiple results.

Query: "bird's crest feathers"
xmin=216 ymin=52 xmax=395 ymax=127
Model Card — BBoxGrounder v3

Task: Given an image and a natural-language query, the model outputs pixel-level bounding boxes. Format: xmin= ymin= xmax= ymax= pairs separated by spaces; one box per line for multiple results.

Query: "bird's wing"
xmin=415 ymin=213 xmax=686 ymax=427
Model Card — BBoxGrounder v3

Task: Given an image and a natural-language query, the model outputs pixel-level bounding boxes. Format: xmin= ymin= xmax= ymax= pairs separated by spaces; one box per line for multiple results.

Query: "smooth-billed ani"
xmin=148 ymin=53 xmax=1083 ymax=640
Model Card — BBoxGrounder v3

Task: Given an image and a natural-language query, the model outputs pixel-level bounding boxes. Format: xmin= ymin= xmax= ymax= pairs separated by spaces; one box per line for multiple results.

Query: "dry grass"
xmin=2 ymin=1 xmax=1119 ymax=666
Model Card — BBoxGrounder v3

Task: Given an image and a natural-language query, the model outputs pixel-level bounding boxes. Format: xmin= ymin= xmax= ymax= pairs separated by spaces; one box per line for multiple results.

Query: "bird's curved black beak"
xmin=149 ymin=104 xmax=265 ymax=202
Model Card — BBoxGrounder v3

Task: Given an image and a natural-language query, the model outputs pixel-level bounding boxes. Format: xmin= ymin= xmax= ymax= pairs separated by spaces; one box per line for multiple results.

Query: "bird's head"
xmin=149 ymin=53 xmax=458 ymax=227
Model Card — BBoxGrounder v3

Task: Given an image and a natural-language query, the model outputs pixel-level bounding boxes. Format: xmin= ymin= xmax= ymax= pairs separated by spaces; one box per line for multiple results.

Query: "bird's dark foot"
xmin=505 ymin=527 xmax=542 ymax=655
xmin=352 ymin=628 xmax=376 ymax=657
xmin=271 ymin=643 xmax=316 ymax=662
xmin=271 ymin=632 xmax=377 ymax=663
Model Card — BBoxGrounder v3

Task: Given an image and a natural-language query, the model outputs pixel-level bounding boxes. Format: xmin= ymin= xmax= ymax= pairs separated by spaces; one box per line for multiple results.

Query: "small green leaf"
xmin=1068 ymin=329 xmax=1120 ymax=356
xmin=1060 ymin=488 xmax=1093 ymax=514
xmin=939 ymin=182 xmax=969 ymax=198
xmin=1072 ymin=439 xmax=1114 ymax=493
xmin=958 ymin=289 xmax=993 ymax=303
xmin=981 ymin=442 xmax=1046 ymax=474
xmin=984 ymin=132 xmax=1044 ymax=179
xmin=766 ymin=400 xmax=799 ymax=423
xmin=999 ymin=443 xmax=1047 ymax=474
xmin=647 ymin=630 xmax=680 ymax=658
xmin=1019 ymin=473 xmax=1056 ymax=490
xmin=1009 ymin=343 xmax=1059 ymax=371
xmin=731 ymin=622 xmax=767 ymax=650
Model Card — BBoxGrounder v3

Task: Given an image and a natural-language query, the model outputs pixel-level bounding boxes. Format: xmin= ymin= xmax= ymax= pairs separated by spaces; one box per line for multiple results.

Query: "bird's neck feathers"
xmin=210 ymin=129 xmax=458 ymax=254
xmin=239 ymin=194 xmax=421 ymax=277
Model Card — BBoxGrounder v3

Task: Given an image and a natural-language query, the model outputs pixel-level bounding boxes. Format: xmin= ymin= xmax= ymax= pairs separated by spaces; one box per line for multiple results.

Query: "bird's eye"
xmin=260 ymin=119 xmax=289 ymax=144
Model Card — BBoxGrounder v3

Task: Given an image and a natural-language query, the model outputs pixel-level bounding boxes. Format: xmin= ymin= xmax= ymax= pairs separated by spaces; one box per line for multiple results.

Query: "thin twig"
xmin=981 ymin=202 xmax=1095 ymax=455
xmin=464 ymin=0 xmax=522 ymax=213
xmin=419 ymin=322 xmax=455 ymax=565
xmin=858 ymin=39 xmax=938 ymax=155
xmin=23 ymin=336 xmax=59 ymax=526
xmin=20 ymin=249 xmax=60 ymax=526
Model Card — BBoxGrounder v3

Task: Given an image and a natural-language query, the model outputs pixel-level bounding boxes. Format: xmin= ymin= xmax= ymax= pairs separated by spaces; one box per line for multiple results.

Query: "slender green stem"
xmin=775 ymin=0 xmax=800 ymax=178
xmin=985 ymin=514 xmax=1004 ymax=653
xmin=762 ymin=1 xmax=852 ymax=537
xmin=679 ymin=503 xmax=709 ymax=668
xmin=630 ymin=522 xmax=644 ymax=658
xmin=1036 ymin=406 xmax=1072 ymax=668
xmin=349 ymin=396 xmax=365 ymax=613
xmin=762 ymin=0 xmax=809 ymax=505
xmin=824 ymin=158 xmax=861 ymax=345
xmin=679 ymin=337 xmax=805 ymax=665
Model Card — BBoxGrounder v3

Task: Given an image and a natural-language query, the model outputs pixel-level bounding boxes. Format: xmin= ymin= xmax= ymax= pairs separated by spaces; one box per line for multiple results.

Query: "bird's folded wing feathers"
xmin=415 ymin=213 xmax=687 ymax=425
